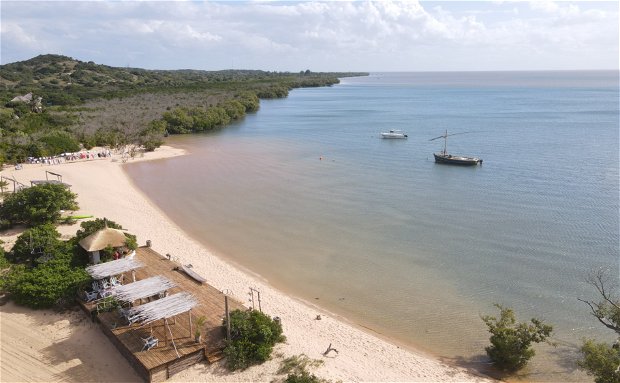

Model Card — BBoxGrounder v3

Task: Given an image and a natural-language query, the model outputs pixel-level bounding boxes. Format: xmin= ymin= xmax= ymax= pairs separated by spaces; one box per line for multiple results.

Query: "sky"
xmin=1 ymin=1 xmax=618 ymax=72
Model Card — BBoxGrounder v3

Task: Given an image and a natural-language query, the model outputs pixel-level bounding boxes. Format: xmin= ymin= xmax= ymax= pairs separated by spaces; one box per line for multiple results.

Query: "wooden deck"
xmin=79 ymin=246 xmax=246 ymax=382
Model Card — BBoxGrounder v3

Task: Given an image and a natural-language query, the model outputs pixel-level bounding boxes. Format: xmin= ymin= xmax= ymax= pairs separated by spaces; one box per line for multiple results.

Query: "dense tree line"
xmin=160 ymin=92 xmax=259 ymax=134
xmin=0 ymin=54 xmax=366 ymax=164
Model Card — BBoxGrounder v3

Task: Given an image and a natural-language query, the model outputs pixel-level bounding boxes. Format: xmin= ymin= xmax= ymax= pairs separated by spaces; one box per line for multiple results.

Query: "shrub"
xmin=578 ymin=268 xmax=620 ymax=383
xmin=279 ymin=354 xmax=325 ymax=383
xmin=578 ymin=339 xmax=620 ymax=383
xmin=223 ymin=309 xmax=285 ymax=370
xmin=0 ymin=243 xmax=9 ymax=270
xmin=38 ymin=130 xmax=80 ymax=155
xmin=0 ymin=183 xmax=78 ymax=226
xmin=4 ymin=224 xmax=90 ymax=308
xmin=5 ymin=257 xmax=89 ymax=308
xmin=9 ymin=224 xmax=65 ymax=264
xmin=284 ymin=372 xmax=323 ymax=383
xmin=481 ymin=304 xmax=553 ymax=372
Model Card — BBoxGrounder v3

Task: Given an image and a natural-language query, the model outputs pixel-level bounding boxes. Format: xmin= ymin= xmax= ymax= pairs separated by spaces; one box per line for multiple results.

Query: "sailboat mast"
xmin=443 ymin=129 xmax=448 ymax=155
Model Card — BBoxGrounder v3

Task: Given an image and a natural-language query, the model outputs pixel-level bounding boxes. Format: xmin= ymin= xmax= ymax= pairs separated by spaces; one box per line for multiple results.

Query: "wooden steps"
xmin=206 ymin=350 xmax=224 ymax=364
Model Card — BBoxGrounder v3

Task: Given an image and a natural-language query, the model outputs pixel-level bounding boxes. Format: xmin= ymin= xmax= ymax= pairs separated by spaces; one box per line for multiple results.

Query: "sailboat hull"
xmin=433 ymin=153 xmax=482 ymax=166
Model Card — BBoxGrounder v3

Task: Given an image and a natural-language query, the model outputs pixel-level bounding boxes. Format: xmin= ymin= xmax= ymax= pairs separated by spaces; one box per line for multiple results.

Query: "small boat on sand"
xmin=430 ymin=130 xmax=482 ymax=166
xmin=381 ymin=130 xmax=408 ymax=139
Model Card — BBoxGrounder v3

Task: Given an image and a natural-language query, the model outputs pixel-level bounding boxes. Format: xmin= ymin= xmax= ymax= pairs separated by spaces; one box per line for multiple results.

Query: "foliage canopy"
xmin=481 ymin=304 xmax=553 ymax=372
xmin=223 ymin=309 xmax=285 ymax=371
xmin=578 ymin=268 xmax=620 ymax=383
xmin=0 ymin=183 xmax=78 ymax=227
xmin=3 ymin=224 xmax=89 ymax=308
xmin=9 ymin=223 xmax=64 ymax=264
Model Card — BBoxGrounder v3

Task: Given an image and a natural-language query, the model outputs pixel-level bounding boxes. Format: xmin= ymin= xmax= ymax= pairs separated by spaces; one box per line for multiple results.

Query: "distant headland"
xmin=0 ymin=54 xmax=367 ymax=166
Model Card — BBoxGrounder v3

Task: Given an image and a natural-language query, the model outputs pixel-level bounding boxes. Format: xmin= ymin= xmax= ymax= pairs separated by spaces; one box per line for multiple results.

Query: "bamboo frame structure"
xmin=86 ymin=257 xmax=144 ymax=280
xmin=114 ymin=275 xmax=176 ymax=303
xmin=126 ymin=292 xmax=198 ymax=326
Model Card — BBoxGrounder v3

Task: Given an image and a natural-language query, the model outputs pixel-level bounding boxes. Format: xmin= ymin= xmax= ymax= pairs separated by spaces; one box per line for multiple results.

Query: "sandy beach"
xmin=0 ymin=146 xmax=492 ymax=382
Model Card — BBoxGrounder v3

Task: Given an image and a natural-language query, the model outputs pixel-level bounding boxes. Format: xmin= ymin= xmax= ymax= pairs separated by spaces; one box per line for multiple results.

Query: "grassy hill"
xmin=0 ymin=54 xmax=367 ymax=164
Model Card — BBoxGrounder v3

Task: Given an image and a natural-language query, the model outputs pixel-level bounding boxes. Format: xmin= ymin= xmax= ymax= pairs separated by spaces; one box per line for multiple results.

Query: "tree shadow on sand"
xmin=1 ymin=302 xmax=141 ymax=382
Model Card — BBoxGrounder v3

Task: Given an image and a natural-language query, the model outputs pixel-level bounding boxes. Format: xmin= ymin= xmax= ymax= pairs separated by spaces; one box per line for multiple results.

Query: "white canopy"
xmin=114 ymin=276 xmax=176 ymax=303
xmin=126 ymin=292 xmax=198 ymax=326
xmin=86 ymin=258 xmax=143 ymax=280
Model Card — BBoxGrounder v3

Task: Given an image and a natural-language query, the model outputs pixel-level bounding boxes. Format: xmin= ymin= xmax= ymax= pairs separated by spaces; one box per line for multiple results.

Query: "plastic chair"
xmin=141 ymin=336 xmax=158 ymax=351
xmin=84 ymin=290 xmax=98 ymax=302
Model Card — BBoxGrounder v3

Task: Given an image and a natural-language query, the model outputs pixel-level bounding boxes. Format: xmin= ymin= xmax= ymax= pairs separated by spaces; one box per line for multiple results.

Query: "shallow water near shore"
xmin=126 ymin=71 xmax=619 ymax=381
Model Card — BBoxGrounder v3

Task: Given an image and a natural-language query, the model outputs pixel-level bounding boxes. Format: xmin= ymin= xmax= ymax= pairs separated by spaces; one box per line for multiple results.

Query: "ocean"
xmin=125 ymin=71 xmax=619 ymax=381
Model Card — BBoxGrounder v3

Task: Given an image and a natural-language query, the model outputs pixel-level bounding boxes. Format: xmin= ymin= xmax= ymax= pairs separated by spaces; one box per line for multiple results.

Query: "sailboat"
xmin=429 ymin=130 xmax=482 ymax=166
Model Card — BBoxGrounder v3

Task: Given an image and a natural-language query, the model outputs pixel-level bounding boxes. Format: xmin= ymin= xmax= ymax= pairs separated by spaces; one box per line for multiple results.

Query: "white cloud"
xmin=0 ymin=0 xmax=617 ymax=71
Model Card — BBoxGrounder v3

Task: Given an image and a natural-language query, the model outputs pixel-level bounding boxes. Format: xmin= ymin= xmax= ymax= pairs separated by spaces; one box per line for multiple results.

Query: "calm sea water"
xmin=126 ymin=71 xmax=619 ymax=381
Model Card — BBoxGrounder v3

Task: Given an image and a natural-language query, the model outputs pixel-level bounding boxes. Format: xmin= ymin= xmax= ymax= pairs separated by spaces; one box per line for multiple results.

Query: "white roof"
xmin=86 ymin=257 xmax=143 ymax=280
xmin=114 ymin=276 xmax=176 ymax=303
xmin=126 ymin=292 xmax=198 ymax=325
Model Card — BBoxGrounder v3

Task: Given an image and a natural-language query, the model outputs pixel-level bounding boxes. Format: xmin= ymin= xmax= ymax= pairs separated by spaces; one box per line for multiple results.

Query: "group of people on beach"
xmin=24 ymin=150 xmax=113 ymax=166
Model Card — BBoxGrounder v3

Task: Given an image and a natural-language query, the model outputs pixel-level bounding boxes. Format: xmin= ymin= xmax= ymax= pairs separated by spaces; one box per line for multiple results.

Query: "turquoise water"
xmin=126 ymin=72 xmax=619 ymax=380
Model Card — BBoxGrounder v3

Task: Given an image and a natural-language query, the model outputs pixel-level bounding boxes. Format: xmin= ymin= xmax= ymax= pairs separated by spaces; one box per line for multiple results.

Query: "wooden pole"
xmin=189 ymin=309 xmax=193 ymax=339
xmin=165 ymin=318 xmax=180 ymax=358
xmin=225 ymin=295 xmax=231 ymax=341
xmin=164 ymin=318 xmax=167 ymax=346
xmin=249 ymin=287 xmax=261 ymax=312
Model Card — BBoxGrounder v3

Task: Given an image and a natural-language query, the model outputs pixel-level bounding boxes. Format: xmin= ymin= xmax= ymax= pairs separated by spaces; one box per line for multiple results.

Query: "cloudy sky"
xmin=1 ymin=1 xmax=618 ymax=72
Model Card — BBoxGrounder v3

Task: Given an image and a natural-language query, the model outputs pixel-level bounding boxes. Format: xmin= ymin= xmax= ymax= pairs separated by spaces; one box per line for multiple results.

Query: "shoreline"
xmin=0 ymin=146 xmax=493 ymax=382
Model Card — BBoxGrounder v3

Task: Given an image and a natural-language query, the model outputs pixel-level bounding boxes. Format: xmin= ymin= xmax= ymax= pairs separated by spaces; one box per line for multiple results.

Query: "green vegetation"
xmin=223 ymin=309 xmax=285 ymax=370
xmin=0 ymin=54 xmax=367 ymax=164
xmin=278 ymin=354 xmax=326 ymax=383
xmin=579 ymin=340 xmax=620 ymax=383
xmin=578 ymin=268 xmax=620 ymax=383
xmin=0 ymin=213 xmax=144 ymax=310
xmin=481 ymin=304 xmax=553 ymax=372
xmin=67 ymin=215 xmax=94 ymax=220
xmin=0 ymin=179 xmax=9 ymax=195
xmin=8 ymin=224 xmax=64 ymax=264
xmin=0 ymin=183 xmax=78 ymax=227
xmin=0 ymin=241 xmax=9 ymax=270
xmin=194 ymin=315 xmax=207 ymax=341
xmin=284 ymin=372 xmax=324 ymax=383
xmin=2 ymin=225 xmax=89 ymax=308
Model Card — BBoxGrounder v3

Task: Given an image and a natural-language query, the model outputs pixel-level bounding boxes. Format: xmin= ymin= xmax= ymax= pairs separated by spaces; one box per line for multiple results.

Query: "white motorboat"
xmin=381 ymin=130 xmax=408 ymax=139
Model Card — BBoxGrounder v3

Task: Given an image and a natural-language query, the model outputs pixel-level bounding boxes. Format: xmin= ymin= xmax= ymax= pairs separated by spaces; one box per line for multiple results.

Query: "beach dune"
xmin=0 ymin=147 xmax=492 ymax=382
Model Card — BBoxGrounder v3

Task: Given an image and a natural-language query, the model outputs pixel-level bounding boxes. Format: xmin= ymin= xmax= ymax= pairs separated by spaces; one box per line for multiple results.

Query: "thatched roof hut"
xmin=79 ymin=226 xmax=132 ymax=264
xmin=79 ymin=227 xmax=128 ymax=252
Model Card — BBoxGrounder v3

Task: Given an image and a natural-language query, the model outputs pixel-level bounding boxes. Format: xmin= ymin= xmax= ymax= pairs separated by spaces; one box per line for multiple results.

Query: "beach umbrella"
xmin=78 ymin=227 xmax=129 ymax=252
